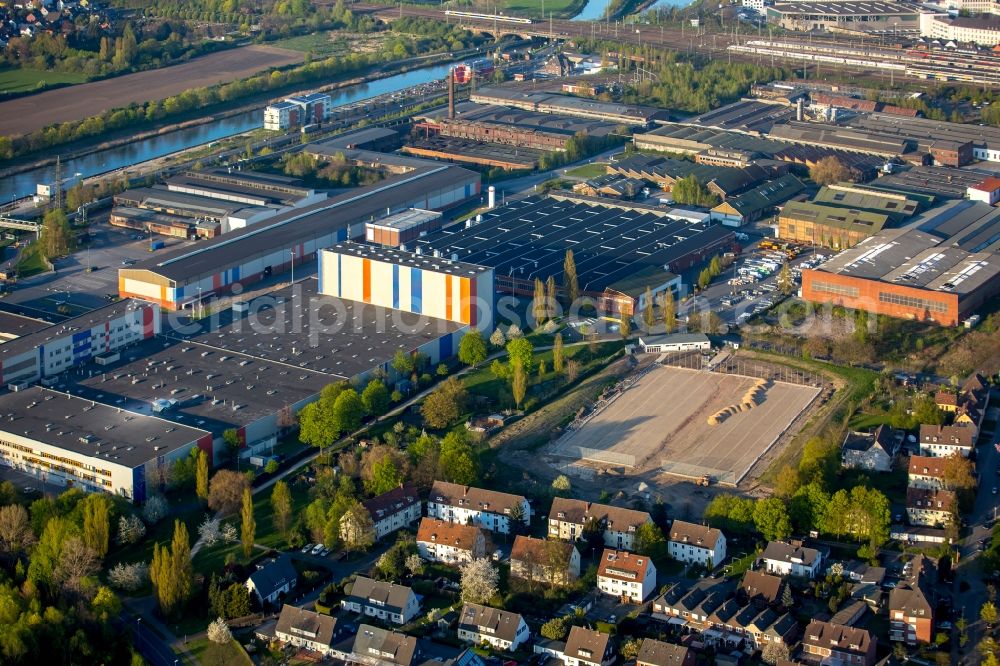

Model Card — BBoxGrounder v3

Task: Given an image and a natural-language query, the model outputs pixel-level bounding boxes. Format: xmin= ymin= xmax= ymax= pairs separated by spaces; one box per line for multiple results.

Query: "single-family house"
xmin=416 ymin=518 xmax=486 ymax=565
xmin=801 ymin=620 xmax=876 ymax=666
xmin=636 ymin=638 xmax=696 ymax=666
xmin=456 ymin=603 xmax=529 ymax=651
xmin=761 ymin=541 xmax=823 ymax=579
xmin=548 ymin=497 xmax=652 ymax=551
xmin=562 ymin=626 xmax=616 ymax=666
xmin=427 ymin=481 xmax=530 ymax=535
xmin=841 ymin=425 xmax=899 ymax=472
xmin=245 ymin=554 xmax=297 ymax=606
xmin=342 ymin=576 xmax=421 ymax=625
xmin=274 ymin=604 xmax=350 ymax=657
xmin=597 ymin=549 xmax=656 ymax=603
xmin=667 ymin=520 xmax=727 ymax=568
xmin=739 ymin=570 xmax=785 ymax=606
xmin=510 ymin=535 xmax=580 ymax=586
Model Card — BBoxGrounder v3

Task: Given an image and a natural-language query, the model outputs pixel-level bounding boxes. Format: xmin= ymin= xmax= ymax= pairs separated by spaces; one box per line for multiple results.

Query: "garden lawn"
xmin=565 ymin=163 xmax=610 ymax=179
xmin=0 ymin=67 xmax=86 ymax=94
xmin=500 ymin=0 xmax=587 ymax=17
xmin=185 ymin=636 xmax=252 ymax=666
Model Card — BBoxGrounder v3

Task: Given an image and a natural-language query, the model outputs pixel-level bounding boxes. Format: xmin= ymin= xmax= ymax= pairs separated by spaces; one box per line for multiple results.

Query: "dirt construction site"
xmin=545 ymin=364 xmax=822 ymax=486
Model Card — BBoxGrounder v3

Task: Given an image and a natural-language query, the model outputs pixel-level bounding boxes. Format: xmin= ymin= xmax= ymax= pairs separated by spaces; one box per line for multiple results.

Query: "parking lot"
xmin=1 ymin=218 xmax=193 ymax=320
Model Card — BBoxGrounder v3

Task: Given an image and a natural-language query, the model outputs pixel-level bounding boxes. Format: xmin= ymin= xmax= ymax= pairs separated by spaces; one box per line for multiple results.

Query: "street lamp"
xmin=290 ymin=249 xmax=296 ymax=291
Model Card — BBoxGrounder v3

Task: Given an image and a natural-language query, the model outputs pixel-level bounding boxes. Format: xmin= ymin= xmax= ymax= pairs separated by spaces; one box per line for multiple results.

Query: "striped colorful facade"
xmin=318 ymin=246 xmax=494 ymax=331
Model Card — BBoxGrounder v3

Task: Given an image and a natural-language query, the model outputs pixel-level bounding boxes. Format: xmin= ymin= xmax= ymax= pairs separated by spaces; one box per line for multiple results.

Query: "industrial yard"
xmin=547 ymin=365 xmax=822 ymax=485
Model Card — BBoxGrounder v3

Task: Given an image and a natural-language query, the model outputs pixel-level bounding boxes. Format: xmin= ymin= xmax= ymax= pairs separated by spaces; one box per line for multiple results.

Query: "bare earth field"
xmin=547 ymin=366 xmax=821 ymax=485
xmin=0 ymin=45 xmax=304 ymax=136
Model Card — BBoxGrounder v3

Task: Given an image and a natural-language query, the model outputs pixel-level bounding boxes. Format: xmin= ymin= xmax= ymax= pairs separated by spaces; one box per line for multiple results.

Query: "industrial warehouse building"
xmin=264 ymin=92 xmax=332 ymax=131
xmin=777 ymin=186 xmax=921 ymax=249
xmin=318 ymin=242 xmax=494 ymax=331
xmin=470 ymin=88 xmax=668 ymax=126
xmin=410 ymin=195 xmax=733 ymax=315
xmin=118 ymin=162 xmax=480 ymax=309
xmin=801 ymin=201 xmax=1000 ymax=326
xmin=765 ymin=0 xmax=920 ymax=34
xmin=0 ymin=300 xmax=160 ymax=386
xmin=112 ymin=169 xmax=327 ymax=238
xmin=0 ymin=387 xmax=211 ymax=502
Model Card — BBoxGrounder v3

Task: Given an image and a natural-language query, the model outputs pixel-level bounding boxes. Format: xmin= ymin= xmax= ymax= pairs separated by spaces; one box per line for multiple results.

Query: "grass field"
xmin=0 ymin=67 xmax=86 ymax=94
xmin=186 ymin=636 xmax=252 ymax=666
xmin=565 ymin=162 xmax=610 ymax=179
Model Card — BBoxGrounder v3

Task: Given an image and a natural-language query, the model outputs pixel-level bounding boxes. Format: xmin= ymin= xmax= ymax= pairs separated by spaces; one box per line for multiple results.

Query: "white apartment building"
xmin=416 ymin=518 xmax=486 ymax=565
xmin=427 ymin=480 xmax=530 ymax=535
xmin=597 ymin=549 xmax=656 ymax=603
xmin=668 ymin=521 xmax=727 ymax=568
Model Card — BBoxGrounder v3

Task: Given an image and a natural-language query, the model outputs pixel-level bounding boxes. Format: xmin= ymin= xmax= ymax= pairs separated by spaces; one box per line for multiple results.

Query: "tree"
xmin=332 ymin=389 xmax=364 ymax=435
xmin=366 ymin=453 xmax=404 ymax=496
xmin=533 ymin=277 xmax=547 ymax=325
xmin=809 ymin=156 xmax=853 ymax=186
xmin=108 ymin=562 xmax=148 ymax=592
xmin=541 ymin=616 xmax=572 ymax=640
xmin=208 ymin=470 xmax=250 ymax=515
xmin=196 ymin=449 xmax=210 ymax=503
xmin=546 ymin=276 xmax=557 ymax=318
xmin=117 ymin=514 xmax=146 ymax=545
xmin=439 ymin=431 xmax=477 ymax=485
xmin=581 ymin=516 xmax=606 ymax=554
xmin=643 ymin=287 xmax=655 ymax=331
xmin=777 ymin=262 xmax=794 ymax=296
xmin=489 ymin=328 xmax=506 ymax=348
xmin=207 ymin=617 xmax=232 ymax=646
xmin=82 ymin=493 xmax=111 ymax=559
xmin=512 ymin=363 xmax=527 ymax=408
xmin=553 ymin=333 xmax=564 ymax=373
xmin=619 ymin=312 xmax=632 ymax=339
xmin=150 ymin=520 xmax=192 ymax=618
xmin=774 ymin=465 xmax=801 ymax=499
xmin=240 ymin=487 xmax=255 ymax=560
xmin=222 ymin=428 xmax=241 ymax=461
xmin=361 ymin=379 xmax=390 ymax=416
xmin=672 ymin=174 xmax=719 ymax=207
xmin=340 ymin=501 xmax=375 ymax=554
xmin=662 ymin=289 xmax=676 ymax=333
xmin=391 ymin=349 xmax=415 ymax=377
xmin=563 ymin=249 xmax=579 ymax=304
xmin=405 ymin=553 xmax=424 ymax=577
xmin=0 ymin=504 xmax=34 ymax=558
xmin=142 ymin=495 xmax=168 ymax=525
xmin=458 ymin=330 xmax=487 ymax=367
xmin=271 ymin=481 xmax=293 ymax=538
xmin=635 ymin=522 xmax=668 ymax=561
xmin=781 ymin=582 xmax=793 ymax=607
xmin=40 ymin=208 xmax=75 ymax=259
xmin=552 ymin=474 xmax=572 ymax=494
xmin=421 ymin=376 xmax=468 ymax=429
xmin=621 ymin=639 xmax=641 ymax=661
xmin=753 ymin=497 xmax=792 ymax=541
xmin=56 ymin=536 xmax=100 ymax=594
xmin=506 ymin=337 xmax=534 ymax=374
xmin=460 ymin=558 xmax=499 ymax=603
xmin=983 ymin=601 xmax=999 ymax=627
xmin=762 ymin=641 xmax=791 ymax=665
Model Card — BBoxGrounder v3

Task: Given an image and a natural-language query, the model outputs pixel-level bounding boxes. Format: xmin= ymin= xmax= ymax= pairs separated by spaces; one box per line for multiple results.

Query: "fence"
xmin=712 ymin=356 xmax=822 ymax=387
xmin=567 ymin=446 xmax=636 ymax=468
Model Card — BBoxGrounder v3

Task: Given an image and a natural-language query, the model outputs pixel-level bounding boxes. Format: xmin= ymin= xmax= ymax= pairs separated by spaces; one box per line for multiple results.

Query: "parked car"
xmin=301 ymin=543 xmax=314 ymax=554
xmin=311 ymin=543 xmax=325 ymax=555
xmin=319 ymin=547 xmax=331 ymax=557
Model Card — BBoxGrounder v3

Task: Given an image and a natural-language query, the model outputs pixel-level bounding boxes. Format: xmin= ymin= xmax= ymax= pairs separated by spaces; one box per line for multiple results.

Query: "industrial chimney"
xmin=448 ymin=68 xmax=455 ymax=120
xmin=796 ymin=98 xmax=804 ymax=122
xmin=488 ymin=185 xmax=496 ymax=209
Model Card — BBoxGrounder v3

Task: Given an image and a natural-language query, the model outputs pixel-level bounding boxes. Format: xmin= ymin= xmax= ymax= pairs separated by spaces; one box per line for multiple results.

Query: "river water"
xmin=571 ymin=0 xmax=691 ymax=20
xmin=0 ymin=62 xmax=457 ymax=202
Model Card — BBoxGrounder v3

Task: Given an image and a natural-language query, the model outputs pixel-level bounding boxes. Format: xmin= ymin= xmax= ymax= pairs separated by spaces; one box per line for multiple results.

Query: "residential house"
xmin=889 ymin=555 xmax=936 ymax=644
xmin=548 ymin=626 xmax=616 ymax=666
xmin=801 ymin=620 xmax=876 ymax=666
xmin=907 ymin=455 xmax=948 ymax=490
xmin=636 ymin=638 xmax=696 ymax=666
xmin=456 ymin=603 xmax=530 ymax=651
xmin=427 ymin=481 xmax=530 ymax=535
xmin=761 ymin=541 xmax=824 ymax=579
xmin=274 ymin=604 xmax=350 ymax=657
xmin=841 ymin=425 xmax=899 ymax=472
xmin=548 ymin=497 xmax=652 ymax=551
xmin=919 ymin=424 xmax=974 ymax=458
xmin=739 ymin=570 xmax=785 ymax=606
xmin=347 ymin=484 xmax=421 ymax=542
xmin=245 ymin=554 xmax=297 ymax=606
xmin=342 ymin=576 xmax=421 ymax=625
xmin=416 ymin=518 xmax=486 ymax=565
xmin=597 ymin=549 xmax=657 ymax=603
xmin=344 ymin=624 xmax=418 ymax=666
xmin=906 ymin=487 xmax=957 ymax=527
xmin=833 ymin=561 xmax=886 ymax=586
xmin=667 ymin=520 xmax=727 ymax=567
xmin=510 ymin=535 xmax=580 ymax=586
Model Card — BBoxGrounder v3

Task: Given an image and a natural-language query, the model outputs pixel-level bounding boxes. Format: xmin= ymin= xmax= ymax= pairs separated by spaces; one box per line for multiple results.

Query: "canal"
xmin=1 ymin=62 xmax=457 ymax=202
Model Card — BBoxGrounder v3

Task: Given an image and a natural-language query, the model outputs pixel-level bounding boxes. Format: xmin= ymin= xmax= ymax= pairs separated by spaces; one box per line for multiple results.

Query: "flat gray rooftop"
xmin=325 ymin=242 xmax=491 ymax=277
xmin=847 ymin=113 xmax=1000 ymax=152
xmin=0 ymin=299 xmax=146 ymax=362
xmin=0 ymin=311 xmax=52 ymax=339
xmin=419 ymin=101 xmax=620 ymax=137
xmin=0 ymin=386 xmax=209 ymax=468
xmin=770 ymin=1 xmax=916 ymax=14
xmin=686 ymin=100 xmax=795 ymax=134
xmin=874 ymin=166 xmax=992 ymax=200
